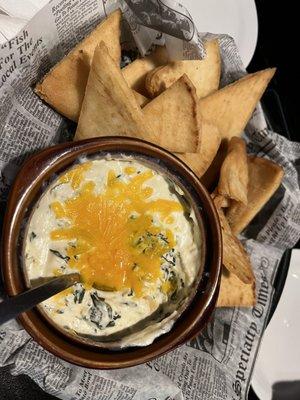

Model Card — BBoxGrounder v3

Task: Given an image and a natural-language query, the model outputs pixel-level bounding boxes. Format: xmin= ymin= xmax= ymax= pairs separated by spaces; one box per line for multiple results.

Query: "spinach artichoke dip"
xmin=25 ymin=157 xmax=201 ymax=346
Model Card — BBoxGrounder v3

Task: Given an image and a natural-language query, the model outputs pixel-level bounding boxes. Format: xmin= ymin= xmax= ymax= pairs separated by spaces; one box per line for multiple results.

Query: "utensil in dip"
xmin=0 ymin=273 xmax=80 ymax=325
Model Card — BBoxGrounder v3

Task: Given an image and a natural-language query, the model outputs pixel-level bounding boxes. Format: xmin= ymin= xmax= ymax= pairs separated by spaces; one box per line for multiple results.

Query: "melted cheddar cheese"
xmin=49 ymin=167 xmax=181 ymax=296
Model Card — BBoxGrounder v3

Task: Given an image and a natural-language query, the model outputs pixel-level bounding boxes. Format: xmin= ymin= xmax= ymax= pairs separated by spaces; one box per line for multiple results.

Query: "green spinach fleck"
xmin=73 ymin=287 xmax=85 ymax=304
xmin=89 ymin=292 xmax=119 ymax=330
xmin=29 ymin=232 xmax=37 ymax=241
xmin=50 ymin=249 xmax=70 ymax=262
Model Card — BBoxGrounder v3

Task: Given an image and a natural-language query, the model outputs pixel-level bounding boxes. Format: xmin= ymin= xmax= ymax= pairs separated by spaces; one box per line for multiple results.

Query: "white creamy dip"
xmin=24 ymin=156 xmax=201 ymax=345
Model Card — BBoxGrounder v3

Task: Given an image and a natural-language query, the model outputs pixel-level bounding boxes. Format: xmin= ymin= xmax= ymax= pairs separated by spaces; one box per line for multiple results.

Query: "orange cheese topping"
xmin=58 ymin=162 xmax=92 ymax=189
xmin=50 ymin=165 xmax=182 ymax=296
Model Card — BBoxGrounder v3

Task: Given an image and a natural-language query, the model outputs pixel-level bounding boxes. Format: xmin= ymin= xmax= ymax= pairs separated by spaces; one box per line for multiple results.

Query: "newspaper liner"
xmin=0 ymin=0 xmax=299 ymax=399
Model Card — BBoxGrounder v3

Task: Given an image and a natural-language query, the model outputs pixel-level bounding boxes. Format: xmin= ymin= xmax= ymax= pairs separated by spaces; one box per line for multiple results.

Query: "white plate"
xmin=0 ymin=15 xmax=28 ymax=42
xmin=0 ymin=0 xmax=39 ymax=20
xmin=182 ymin=0 xmax=258 ymax=66
xmin=252 ymin=249 xmax=300 ymax=400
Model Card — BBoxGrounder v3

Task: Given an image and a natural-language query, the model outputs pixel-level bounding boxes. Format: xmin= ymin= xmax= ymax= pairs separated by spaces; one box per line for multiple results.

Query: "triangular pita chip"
xmin=198 ymin=68 xmax=276 ymax=140
xmin=177 ymin=120 xmax=221 ymax=178
xmin=217 ymin=268 xmax=256 ymax=307
xmin=145 ymin=40 xmax=220 ymax=98
xmin=123 ymin=47 xmax=169 ymax=96
xmin=143 ymin=75 xmax=200 ymax=153
xmin=200 ymin=139 xmax=228 ymax=190
xmin=218 ymin=137 xmax=248 ymax=204
xmin=75 ymin=41 xmax=151 ymax=141
xmin=226 ymin=156 xmax=284 ymax=234
xmin=35 ymin=9 xmax=122 ymax=121
xmin=213 ymin=197 xmax=255 ymax=284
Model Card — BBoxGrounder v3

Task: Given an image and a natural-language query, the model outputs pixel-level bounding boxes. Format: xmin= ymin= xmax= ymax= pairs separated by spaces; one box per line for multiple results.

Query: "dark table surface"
xmin=0 ymin=1 xmax=299 ymax=399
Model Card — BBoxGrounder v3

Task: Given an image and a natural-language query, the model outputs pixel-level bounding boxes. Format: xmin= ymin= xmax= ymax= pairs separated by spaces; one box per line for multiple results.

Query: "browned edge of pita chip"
xmin=177 ymin=121 xmax=221 ymax=179
xmin=133 ymin=91 xmax=150 ymax=107
xmin=226 ymin=156 xmax=284 ymax=235
xmin=143 ymin=74 xmax=200 ymax=152
xmin=75 ymin=41 xmax=151 ymax=141
xmin=144 ymin=65 xmax=166 ymax=97
xmin=213 ymin=196 xmax=254 ymax=284
xmin=212 ymin=194 xmax=230 ymax=209
xmin=218 ymin=137 xmax=248 ymax=204
xmin=35 ymin=9 xmax=122 ymax=121
xmin=200 ymin=139 xmax=228 ymax=190
xmin=217 ymin=267 xmax=256 ymax=307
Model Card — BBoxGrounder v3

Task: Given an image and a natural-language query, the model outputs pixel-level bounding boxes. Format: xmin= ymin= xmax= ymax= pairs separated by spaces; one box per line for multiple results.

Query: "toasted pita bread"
xmin=200 ymin=139 xmax=228 ymax=190
xmin=213 ymin=198 xmax=254 ymax=284
xmin=198 ymin=68 xmax=276 ymax=140
xmin=218 ymin=137 xmax=248 ymax=204
xmin=227 ymin=156 xmax=284 ymax=234
xmin=217 ymin=268 xmax=256 ymax=307
xmin=144 ymin=65 xmax=165 ymax=95
xmin=35 ymin=9 xmax=122 ymax=122
xmin=213 ymin=194 xmax=230 ymax=209
xmin=143 ymin=75 xmax=200 ymax=152
xmin=133 ymin=91 xmax=150 ymax=107
xmin=177 ymin=121 xmax=221 ymax=178
xmin=145 ymin=39 xmax=220 ymax=98
xmin=123 ymin=47 xmax=168 ymax=96
xmin=75 ymin=42 xmax=151 ymax=141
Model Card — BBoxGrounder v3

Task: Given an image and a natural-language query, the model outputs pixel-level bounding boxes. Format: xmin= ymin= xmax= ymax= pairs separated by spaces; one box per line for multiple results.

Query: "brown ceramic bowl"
xmin=1 ymin=137 xmax=222 ymax=369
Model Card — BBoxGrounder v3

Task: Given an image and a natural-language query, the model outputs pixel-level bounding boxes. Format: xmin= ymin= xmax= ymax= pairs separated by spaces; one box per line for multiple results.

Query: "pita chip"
xmin=178 ymin=121 xmax=221 ymax=178
xmin=198 ymin=68 xmax=276 ymax=140
xmin=145 ymin=39 xmax=221 ymax=98
xmin=75 ymin=41 xmax=151 ymax=141
xmin=218 ymin=137 xmax=248 ymax=204
xmin=217 ymin=268 xmax=256 ymax=307
xmin=35 ymin=9 xmax=122 ymax=121
xmin=227 ymin=156 xmax=284 ymax=234
xmin=200 ymin=139 xmax=228 ymax=190
xmin=143 ymin=74 xmax=200 ymax=152
xmin=213 ymin=193 xmax=230 ymax=209
xmin=213 ymin=197 xmax=255 ymax=284
xmin=123 ymin=46 xmax=169 ymax=96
